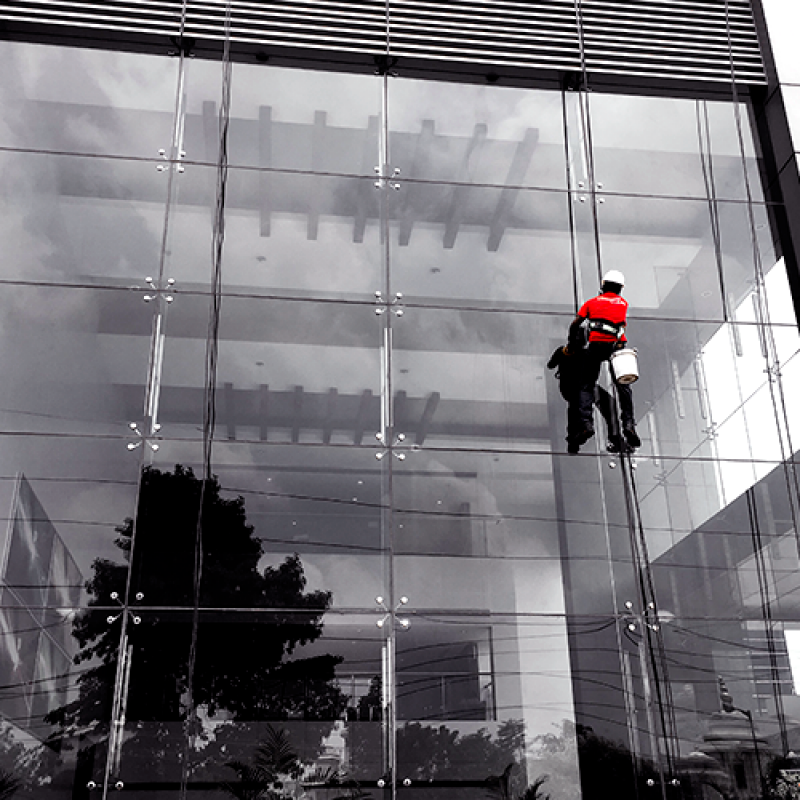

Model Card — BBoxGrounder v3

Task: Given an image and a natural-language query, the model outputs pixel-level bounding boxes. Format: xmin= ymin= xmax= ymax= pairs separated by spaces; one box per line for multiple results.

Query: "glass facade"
xmin=0 ymin=9 xmax=799 ymax=800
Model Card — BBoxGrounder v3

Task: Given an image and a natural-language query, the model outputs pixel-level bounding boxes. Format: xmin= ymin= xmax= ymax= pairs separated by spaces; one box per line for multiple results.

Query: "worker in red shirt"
xmin=565 ymin=270 xmax=641 ymax=454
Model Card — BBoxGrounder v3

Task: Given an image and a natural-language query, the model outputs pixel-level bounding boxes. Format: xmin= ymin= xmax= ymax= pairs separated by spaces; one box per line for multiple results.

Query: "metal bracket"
xmin=375 ymin=595 xmax=410 ymax=630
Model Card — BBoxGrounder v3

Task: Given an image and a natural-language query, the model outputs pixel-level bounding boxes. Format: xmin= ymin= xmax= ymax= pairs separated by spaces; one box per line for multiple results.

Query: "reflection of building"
xmin=0 ymin=475 xmax=81 ymax=738
xmin=4 ymin=1 xmax=800 ymax=797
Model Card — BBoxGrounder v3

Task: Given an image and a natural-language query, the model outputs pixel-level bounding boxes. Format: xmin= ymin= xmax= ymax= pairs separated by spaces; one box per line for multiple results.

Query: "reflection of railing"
xmin=336 ymin=670 xmax=493 ymax=722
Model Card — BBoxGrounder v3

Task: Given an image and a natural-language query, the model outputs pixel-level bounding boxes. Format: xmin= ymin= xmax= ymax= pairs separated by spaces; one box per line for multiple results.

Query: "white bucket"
xmin=609 ymin=348 xmax=639 ymax=384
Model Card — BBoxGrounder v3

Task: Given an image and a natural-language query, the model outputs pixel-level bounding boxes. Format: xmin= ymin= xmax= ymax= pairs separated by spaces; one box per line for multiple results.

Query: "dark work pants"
xmin=576 ymin=342 xmax=634 ymax=432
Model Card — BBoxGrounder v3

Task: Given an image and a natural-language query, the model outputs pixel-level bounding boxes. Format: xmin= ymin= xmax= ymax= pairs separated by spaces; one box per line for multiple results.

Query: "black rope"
xmin=178 ymin=4 xmax=232 ymax=797
xmin=746 ymin=488 xmax=789 ymax=755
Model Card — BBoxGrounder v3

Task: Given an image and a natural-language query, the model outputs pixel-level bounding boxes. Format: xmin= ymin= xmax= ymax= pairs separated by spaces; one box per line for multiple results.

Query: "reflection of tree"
xmin=44 ymin=465 xmax=346 ymax=782
xmin=223 ymin=725 xmax=371 ymax=800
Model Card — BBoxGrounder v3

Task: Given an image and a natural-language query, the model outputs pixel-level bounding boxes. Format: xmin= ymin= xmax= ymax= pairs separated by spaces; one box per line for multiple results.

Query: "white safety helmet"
xmin=601 ymin=270 xmax=625 ymax=288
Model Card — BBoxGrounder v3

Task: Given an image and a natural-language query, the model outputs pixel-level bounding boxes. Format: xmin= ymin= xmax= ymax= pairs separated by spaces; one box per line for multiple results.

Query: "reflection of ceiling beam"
xmin=416 ymin=391 xmax=440 ymax=445
xmin=203 ymin=100 xmax=218 ymax=217
xmin=487 ymin=128 xmax=539 ymax=252
xmin=117 ymin=383 xmax=549 ymax=443
xmin=291 ymin=385 xmax=304 ymax=443
xmin=354 ymin=388 xmax=374 ymax=445
xmin=224 ymin=381 xmax=236 ymax=440
xmin=398 ymin=119 xmax=435 ymax=247
xmin=259 ymin=384 xmax=270 ymax=441
xmin=444 ymin=123 xmax=488 ymax=249
xmin=353 ymin=115 xmax=379 ymax=243
xmin=259 ymin=105 xmax=273 ymax=237
xmin=322 ymin=387 xmax=338 ymax=444
xmin=394 ymin=389 xmax=407 ymax=429
xmin=308 ymin=110 xmax=327 ymax=240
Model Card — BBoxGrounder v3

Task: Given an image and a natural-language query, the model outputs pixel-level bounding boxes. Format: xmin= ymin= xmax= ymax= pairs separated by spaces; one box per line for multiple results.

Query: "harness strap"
xmin=588 ymin=318 xmax=625 ymax=339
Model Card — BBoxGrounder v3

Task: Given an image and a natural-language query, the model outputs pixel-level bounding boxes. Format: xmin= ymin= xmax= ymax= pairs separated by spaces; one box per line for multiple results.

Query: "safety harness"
xmin=588 ymin=318 xmax=625 ymax=340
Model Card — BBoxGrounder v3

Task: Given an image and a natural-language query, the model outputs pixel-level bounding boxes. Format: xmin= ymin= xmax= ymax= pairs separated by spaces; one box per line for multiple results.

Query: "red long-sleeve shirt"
xmin=577 ymin=292 xmax=628 ymax=343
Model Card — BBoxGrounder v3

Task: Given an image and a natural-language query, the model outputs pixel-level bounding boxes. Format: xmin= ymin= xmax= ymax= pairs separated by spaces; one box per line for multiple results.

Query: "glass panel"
xmin=392 ymin=450 xmax=632 ymax=615
xmin=165 ymin=167 xmax=383 ymax=298
xmin=0 ymin=284 xmax=151 ymax=436
xmin=115 ymin=613 xmax=387 ymax=794
xmin=215 ymin=62 xmax=382 ymax=175
xmin=587 ymin=94 xmax=763 ymax=202
xmin=0 ymin=41 xmax=179 ymax=159
xmin=129 ymin=440 xmax=387 ymax=609
xmin=388 ymin=183 xmax=573 ymax=310
xmin=388 ymin=78 xmax=567 ymax=190
xmin=391 ymin=304 xmax=566 ymax=452
xmin=0 ymin=609 xmax=119 ymax=795
xmin=394 ymin=615 xmax=581 ymax=798
xmin=159 ymin=295 xmax=382 ymax=443
xmin=596 ymin=194 xmax=726 ymax=321
xmin=0 ymin=152 xmax=171 ymax=287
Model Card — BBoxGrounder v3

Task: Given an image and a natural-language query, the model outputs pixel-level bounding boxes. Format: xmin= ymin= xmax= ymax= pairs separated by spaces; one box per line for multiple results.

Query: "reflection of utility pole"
xmin=718 ymin=677 xmax=766 ymax=798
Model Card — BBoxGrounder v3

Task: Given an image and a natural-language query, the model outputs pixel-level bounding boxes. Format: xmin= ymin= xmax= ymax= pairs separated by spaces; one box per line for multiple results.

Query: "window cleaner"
xmin=560 ymin=270 xmax=641 ymax=455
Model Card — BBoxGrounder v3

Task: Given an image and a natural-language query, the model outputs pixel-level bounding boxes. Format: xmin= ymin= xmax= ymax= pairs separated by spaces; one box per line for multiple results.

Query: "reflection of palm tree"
xmin=223 ymin=725 xmax=300 ymax=799
xmin=224 ymin=726 xmax=372 ymax=800
xmin=45 ymin=465 xmax=346 ymax=778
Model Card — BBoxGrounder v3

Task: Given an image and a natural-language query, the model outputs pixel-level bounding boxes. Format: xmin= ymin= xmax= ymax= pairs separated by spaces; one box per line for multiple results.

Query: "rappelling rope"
xmin=178 ymin=3 xmax=232 ymax=798
xmin=572 ymin=0 xmax=683 ymax=787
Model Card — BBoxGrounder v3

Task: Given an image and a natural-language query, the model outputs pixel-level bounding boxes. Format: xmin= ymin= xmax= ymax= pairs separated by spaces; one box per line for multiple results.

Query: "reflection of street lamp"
xmin=718 ymin=676 xmax=767 ymax=798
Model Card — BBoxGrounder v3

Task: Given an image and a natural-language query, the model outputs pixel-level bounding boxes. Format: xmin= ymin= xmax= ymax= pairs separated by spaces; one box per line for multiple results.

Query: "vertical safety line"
xmin=178 ymin=2 xmax=232 ymax=797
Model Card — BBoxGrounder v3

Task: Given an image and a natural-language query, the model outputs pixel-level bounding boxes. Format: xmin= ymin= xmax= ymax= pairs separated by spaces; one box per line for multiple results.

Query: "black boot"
xmin=622 ymin=423 xmax=641 ymax=449
xmin=567 ymin=427 xmax=594 ymax=454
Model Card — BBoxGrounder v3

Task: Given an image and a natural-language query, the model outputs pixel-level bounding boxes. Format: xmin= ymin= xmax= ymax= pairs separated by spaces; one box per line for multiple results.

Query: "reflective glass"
xmin=595 ymin=194 xmax=726 ymax=321
xmin=0 ymin=151 xmax=171 ymax=287
xmin=159 ymin=295 xmax=382 ymax=442
xmin=0 ymin=41 xmax=179 ymax=160
xmin=0 ymin=284 xmax=151 ymax=437
xmin=131 ymin=440 xmax=388 ymax=609
xmin=218 ymin=62 xmax=382 ymax=175
xmin=391 ymin=305 xmax=567 ymax=451
xmin=388 ymin=78 xmax=567 ymax=190
xmin=394 ymin=615 xmax=581 ymax=798
xmin=393 ymin=448 xmax=637 ymax=617
xmin=116 ymin=613 xmax=387 ymax=794
xmin=587 ymin=94 xmax=763 ymax=202
xmin=165 ymin=167 xmax=384 ymax=298
xmin=388 ymin=183 xmax=573 ymax=310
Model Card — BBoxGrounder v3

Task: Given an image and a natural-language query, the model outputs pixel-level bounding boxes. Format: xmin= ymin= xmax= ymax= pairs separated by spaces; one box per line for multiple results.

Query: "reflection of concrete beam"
xmin=354 ymin=388 xmax=374 ymax=445
xmin=259 ymin=105 xmax=273 ymax=237
xmin=224 ymin=381 xmax=236 ymax=440
xmin=444 ymin=123 xmax=488 ymax=249
xmin=416 ymin=391 xmax=440 ymax=445
xmin=487 ymin=128 xmax=539 ymax=252
xmin=353 ymin=115 xmax=379 ymax=243
xmin=118 ymin=383 xmax=550 ymax=443
xmin=259 ymin=384 xmax=270 ymax=441
xmin=394 ymin=389 xmax=407 ymax=431
xmin=398 ymin=119 xmax=435 ymax=247
xmin=322 ymin=387 xmax=338 ymax=444
xmin=291 ymin=385 xmax=304 ymax=443
xmin=308 ymin=110 xmax=327 ymax=240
